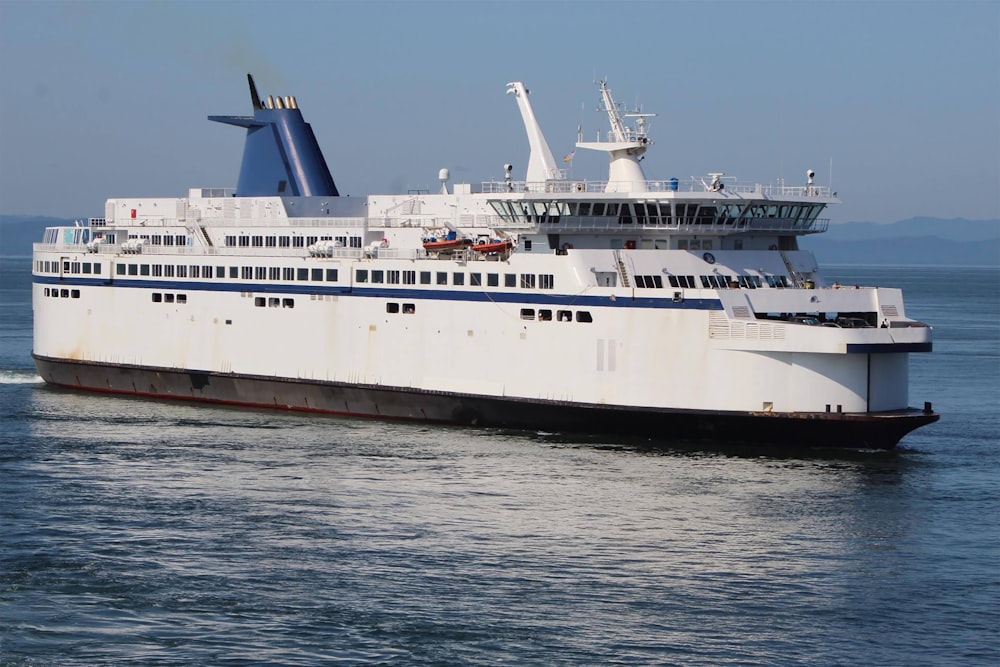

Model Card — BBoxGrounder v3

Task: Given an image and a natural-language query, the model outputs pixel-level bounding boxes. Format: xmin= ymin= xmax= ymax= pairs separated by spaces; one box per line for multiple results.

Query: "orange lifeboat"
xmin=422 ymin=237 xmax=473 ymax=252
xmin=471 ymin=239 xmax=513 ymax=253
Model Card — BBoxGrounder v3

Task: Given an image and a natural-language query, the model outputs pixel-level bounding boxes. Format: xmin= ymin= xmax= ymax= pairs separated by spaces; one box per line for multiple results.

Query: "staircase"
xmin=613 ymin=250 xmax=631 ymax=287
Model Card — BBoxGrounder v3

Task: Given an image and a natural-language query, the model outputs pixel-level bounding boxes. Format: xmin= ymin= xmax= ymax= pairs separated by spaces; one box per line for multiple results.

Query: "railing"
xmin=479 ymin=179 xmax=833 ymax=198
xmin=491 ymin=216 xmax=830 ymax=234
xmin=368 ymin=215 xmax=506 ymax=230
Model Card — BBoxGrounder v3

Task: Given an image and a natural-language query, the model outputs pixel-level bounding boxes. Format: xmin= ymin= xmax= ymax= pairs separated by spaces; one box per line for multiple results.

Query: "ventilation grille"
xmin=709 ymin=313 xmax=785 ymax=340
xmin=732 ymin=306 xmax=752 ymax=319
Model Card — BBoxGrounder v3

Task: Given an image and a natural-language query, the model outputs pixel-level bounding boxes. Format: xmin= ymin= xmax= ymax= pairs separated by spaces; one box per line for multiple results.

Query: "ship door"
xmin=595 ymin=271 xmax=617 ymax=287
xmin=59 ymin=257 xmax=70 ymax=281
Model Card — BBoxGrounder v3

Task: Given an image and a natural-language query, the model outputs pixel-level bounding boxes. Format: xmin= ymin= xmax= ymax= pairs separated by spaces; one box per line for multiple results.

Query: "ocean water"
xmin=1 ymin=255 xmax=997 ymax=666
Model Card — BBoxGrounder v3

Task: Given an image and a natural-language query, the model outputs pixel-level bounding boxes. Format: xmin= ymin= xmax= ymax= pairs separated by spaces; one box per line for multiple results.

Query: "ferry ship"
xmin=31 ymin=75 xmax=939 ymax=449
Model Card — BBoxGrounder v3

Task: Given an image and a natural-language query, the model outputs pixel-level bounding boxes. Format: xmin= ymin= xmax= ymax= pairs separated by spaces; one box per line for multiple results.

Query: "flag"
xmin=562 ymin=150 xmax=575 ymax=163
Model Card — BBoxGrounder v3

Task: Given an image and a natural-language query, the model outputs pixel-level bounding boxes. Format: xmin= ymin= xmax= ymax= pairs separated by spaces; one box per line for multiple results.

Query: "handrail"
xmin=491 ymin=217 xmax=830 ymax=234
xmin=479 ymin=179 xmax=833 ymax=198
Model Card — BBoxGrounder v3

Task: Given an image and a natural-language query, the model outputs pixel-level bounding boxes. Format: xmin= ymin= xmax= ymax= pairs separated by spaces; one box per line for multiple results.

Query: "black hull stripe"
xmin=847 ymin=342 xmax=933 ymax=353
xmin=33 ymin=355 xmax=939 ymax=450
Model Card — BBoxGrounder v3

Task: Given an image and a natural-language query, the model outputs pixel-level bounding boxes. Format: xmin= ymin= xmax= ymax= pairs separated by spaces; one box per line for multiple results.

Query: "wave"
xmin=0 ymin=368 xmax=43 ymax=384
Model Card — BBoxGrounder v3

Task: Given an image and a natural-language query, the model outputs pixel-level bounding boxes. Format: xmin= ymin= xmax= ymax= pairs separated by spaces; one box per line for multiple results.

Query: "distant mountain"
xmin=819 ymin=217 xmax=999 ymax=242
xmin=802 ymin=218 xmax=1000 ymax=266
xmin=3 ymin=214 xmax=998 ymax=265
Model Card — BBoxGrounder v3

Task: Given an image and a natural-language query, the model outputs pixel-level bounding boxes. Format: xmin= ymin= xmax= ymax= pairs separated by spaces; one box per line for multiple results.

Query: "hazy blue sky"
xmin=1 ymin=0 xmax=997 ymax=224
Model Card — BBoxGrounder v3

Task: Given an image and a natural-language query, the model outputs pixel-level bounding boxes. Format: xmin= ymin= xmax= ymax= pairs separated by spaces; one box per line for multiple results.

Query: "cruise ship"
xmin=31 ymin=75 xmax=939 ymax=449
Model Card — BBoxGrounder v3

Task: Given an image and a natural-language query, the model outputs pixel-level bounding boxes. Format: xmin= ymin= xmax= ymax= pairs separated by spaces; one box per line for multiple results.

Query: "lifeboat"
xmin=471 ymin=239 xmax=513 ymax=253
xmin=422 ymin=237 xmax=473 ymax=252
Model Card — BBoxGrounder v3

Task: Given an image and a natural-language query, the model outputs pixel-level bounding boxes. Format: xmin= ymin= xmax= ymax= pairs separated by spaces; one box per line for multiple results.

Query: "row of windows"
xmin=386 ymin=303 xmax=416 ymax=314
xmin=125 ymin=234 xmax=188 ymax=246
xmin=44 ymin=259 xmax=787 ymax=293
xmin=493 ymin=200 xmax=824 ymax=227
xmin=115 ymin=263 xmax=339 ymax=283
xmin=492 ymin=200 xmax=824 ymax=226
xmin=520 ymin=308 xmax=593 ymax=323
xmin=633 ymin=274 xmax=789 ymax=290
xmin=151 ymin=292 xmax=188 ymax=304
xmin=698 ymin=274 xmax=789 ymax=289
xmin=224 ymin=234 xmax=363 ymax=249
xmin=254 ymin=297 xmax=297 ymax=309
xmin=355 ymin=269 xmax=555 ymax=289
xmin=44 ymin=287 xmax=80 ymax=298
xmin=38 ymin=260 xmax=103 ymax=275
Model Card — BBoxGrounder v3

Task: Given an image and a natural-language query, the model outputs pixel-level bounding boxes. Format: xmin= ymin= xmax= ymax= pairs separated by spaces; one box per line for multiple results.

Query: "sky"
xmin=0 ymin=0 xmax=998 ymax=224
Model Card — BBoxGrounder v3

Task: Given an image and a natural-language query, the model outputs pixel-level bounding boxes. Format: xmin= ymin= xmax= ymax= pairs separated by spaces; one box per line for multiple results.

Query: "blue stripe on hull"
xmin=33 ymin=275 xmax=723 ymax=310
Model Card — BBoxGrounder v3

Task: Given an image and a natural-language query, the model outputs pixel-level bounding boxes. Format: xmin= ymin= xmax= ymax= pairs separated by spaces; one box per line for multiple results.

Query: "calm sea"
xmin=1 ymin=256 xmax=997 ymax=666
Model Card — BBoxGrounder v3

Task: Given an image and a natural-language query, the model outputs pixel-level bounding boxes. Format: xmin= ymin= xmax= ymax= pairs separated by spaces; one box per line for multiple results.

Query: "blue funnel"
xmin=209 ymin=74 xmax=339 ymax=197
